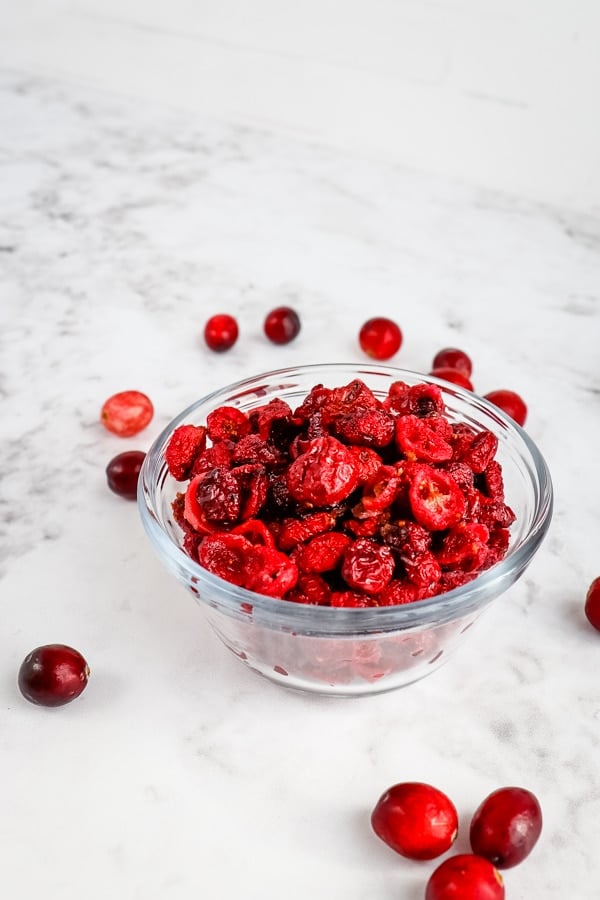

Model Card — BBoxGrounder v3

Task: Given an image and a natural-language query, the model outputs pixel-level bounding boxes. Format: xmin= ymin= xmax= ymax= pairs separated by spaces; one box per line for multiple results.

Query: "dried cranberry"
xmin=460 ymin=431 xmax=499 ymax=474
xmin=395 ymin=414 xmax=453 ymax=463
xmin=106 ymin=450 xmax=145 ymax=500
xmin=437 ymin=522 xmax=490 ymax=571
xmin=387 ymin=382 xmax=445 ymax=418
xmin=426 ymin=854 xmax=505 ymax=900
xmin=355 ymin=465 xmax=401 ymax=514
xmin=203 ymin=314 xmax=239 ymax=352
xmin=184 ymin=468 xmax=240 ymax=531
xmin=18 ymin=644 xmax=90 ymax=707
xmin=231 ymin=464 xmax=268 ymax=520
xmin=277 ymin=511 xmax=338 ymax=550
xmin=348 ymin=446 xmax=384 ymax=485
xmin=165 ymin=425 xmax=207 ymax=480
xmin=322 ymin=379 xmax=381 ymax=423
xmin=585 ymin=577 xmax=600 ymax=631
xmin=244 ymin=545 xmax=298 ymax=598
xmin=430 ymin=366 xmax=474 ymax=391
xmin=231 ymin=519 xmax=276 ymax=548
xmin=206 ymin=406 xmax=251 ymax=443
xmin=358 ymin=317 xmax=403 ymax=360
xmin=191 ymin=440 xmax=234 ymax=476
xmin=286 ymin=437 xmax=359 ymax=507
xmin=330 ymin=590 xmax=371 ymax=608
xmin=371 ymin=782 xmax=458 ymax=860
xmin=263 ymin=306 xmax=301 ymax=344
xmin=484 ymin=389 xmax=527 ymax=426
xmin=101 ymin=390 xmax=153 ymax=437
xmin=287 ymin=573 xmax=331 ymax=605
xmin=469 ymin=786 xmax=542 ymax=869
xmin=341 ymin=538 xmax=395 ymax=594
xmin=333 ymin=407 xmax=395 ymax=448
xmin=408 ymin=465 xmax=465 ymax=531
xmin=249 ymin=398 xmax=293 ymax=440
xmin=295 ymin=532 xmax=352 ymax=573
xmin=378 ymin=579 xmax=421 ymax=605
xmin=199 ymin=533 xmax=261 ymax=587
xmin=432 ymin=347 xmax=473 ymax=377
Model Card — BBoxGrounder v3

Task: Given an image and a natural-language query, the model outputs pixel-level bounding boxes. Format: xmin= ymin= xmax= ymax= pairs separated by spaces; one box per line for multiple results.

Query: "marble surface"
xmin=1 ymin=66 xmax=600 ymax=899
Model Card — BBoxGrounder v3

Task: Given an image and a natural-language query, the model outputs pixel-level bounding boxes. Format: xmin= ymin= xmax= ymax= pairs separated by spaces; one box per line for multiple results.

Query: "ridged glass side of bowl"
xmin=139 ymin=364 xmax=553 ymax=696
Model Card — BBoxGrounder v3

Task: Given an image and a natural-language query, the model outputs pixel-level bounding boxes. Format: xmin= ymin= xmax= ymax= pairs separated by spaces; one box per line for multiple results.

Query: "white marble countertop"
xmin=1 ymin=66 xmax=600 ymax=899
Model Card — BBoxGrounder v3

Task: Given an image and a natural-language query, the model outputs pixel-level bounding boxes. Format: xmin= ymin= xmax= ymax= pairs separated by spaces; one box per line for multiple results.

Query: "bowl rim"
xmin=138 ymin=363 xmax=554 ymax=632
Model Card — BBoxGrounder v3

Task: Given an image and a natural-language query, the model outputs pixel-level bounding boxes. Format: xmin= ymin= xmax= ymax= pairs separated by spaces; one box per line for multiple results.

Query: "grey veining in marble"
xmin=1 ymin=67 xmax=600 ymax=899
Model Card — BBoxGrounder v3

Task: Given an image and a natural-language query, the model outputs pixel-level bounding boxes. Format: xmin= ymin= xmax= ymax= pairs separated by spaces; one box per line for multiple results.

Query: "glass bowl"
xmin=138 ymin=364 xmax=553 ymax=697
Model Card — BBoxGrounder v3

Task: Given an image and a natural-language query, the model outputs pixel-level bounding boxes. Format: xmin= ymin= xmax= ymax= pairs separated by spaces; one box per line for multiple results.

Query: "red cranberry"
xmin=432 ymin=347 xmax=473 ymax=377
xmin=18 ymin=645 xmax=90 ymax=707
xmin=371 ymin=782 xmax=458 ymax=860
xmin=106 ymin=450 xmax=146 ymax=500
xmin=101 ymin=390 xmax=154 ymax=437
xmin=264 ymin=306 xmax=301 ymax=344
xmin=483 ymin=390 xmax=527 ymax=426
xmin=585 ymin=577 xmax=600 ymax=631
xmin=470 ymin=786 xmax=542 ymax=868
xmin=430 ymin=367 xmax=474 ymax=391
xmin=204 ymin=314 xmax=239 ymax=352
xmin=426 ymin=854 xmax=504 ymax=900
xmin=358 ymin=317 xmax=403 ymax=360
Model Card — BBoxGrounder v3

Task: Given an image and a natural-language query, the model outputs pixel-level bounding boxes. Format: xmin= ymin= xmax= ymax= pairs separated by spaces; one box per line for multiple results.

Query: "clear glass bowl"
xmin=138 ymin=364 xmax=553 ymax=697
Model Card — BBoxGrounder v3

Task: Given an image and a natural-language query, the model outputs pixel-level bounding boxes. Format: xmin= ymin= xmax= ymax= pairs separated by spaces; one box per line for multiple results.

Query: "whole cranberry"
xmin=18 ymin=645 xmax=90 ymax=707
xmin=204 ymin=314 xmax=239 ymax=352
xmin=371 ymin=782 xmax=458 ymax=860
xmin=426 ymin=854 xmax=504 ymax=900
xmin=430 ymin=366 xmax=474 ymax=391
xmin=106 ymin=450 xmax=146 ymax=500
xmin=101 ymin=390 xmax=154 ymax=437
xmin=585 ymin=577 xmax=600 ymax=631
xmin=264 ymin=306 xmax=301 ymax=344
xmin=470 ymin=786 xmax=542 ymax=868
xmin=432 ymin=347 xmax=473 ymax=377
xmin=359 ymin=317 xmax=403 ymax=360
xmin=484 ymin=390 xmax=527 ymax=426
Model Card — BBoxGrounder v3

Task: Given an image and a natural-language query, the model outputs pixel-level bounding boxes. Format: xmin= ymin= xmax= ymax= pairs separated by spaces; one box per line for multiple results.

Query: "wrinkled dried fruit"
xmin=170 ymin=377 xmax=513 ymax=606
xmin=371 ymin=782 xmax=458 ymax=860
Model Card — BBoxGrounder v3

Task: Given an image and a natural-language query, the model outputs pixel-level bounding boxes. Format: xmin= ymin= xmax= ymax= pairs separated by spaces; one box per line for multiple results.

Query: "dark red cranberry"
xmin=18 ymin=645 xmax=90 ymax=707
xmin=371 ymin=782 xmax=458 ymax=860
xmin=430 ymin=366 xmax=474 ymax=391
xmin=203 ymin=314 xmax=239 ymax=352
xmin=585 ymin=577 xmax=600 ymax=631
xmin=358 ymin=317 xmax=402 ymax=360
xmin=484 ymin=390 xmax=527 ymax=426
xmin=106 ymin=450 xmax=146 ymax=500
xmin=101 ymin=390 xmax=154 ymax=437
xmin=426 ymin=854 xmax=504 ymax=900
xmin=432 ymin=347 xmax=473 ymax=377
xmin=470 ymin=786 xmax=542 ymax=868
xmin=264 ymin=306 xmax=301 ymax=344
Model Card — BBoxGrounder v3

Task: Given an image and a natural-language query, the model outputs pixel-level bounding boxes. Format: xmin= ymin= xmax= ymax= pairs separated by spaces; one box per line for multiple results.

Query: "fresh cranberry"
xmin=101 ymin=390 xmax=154 ymax=437
xmin=484 ymin=390 xmax=527 ymax=426
xmin=432 ymin=347 xmax=473 ymax=377
xmin=426 ymin=854 xmax=504 ymax=900
xmin=18 ymin=645 xmax=90 ymax=707
xmin=585 ymin=577 xmax=600 ymax=631
xmin=106 ymin=450 xmax=146 ymax=500
xmin=430 ymin=367 xmax=474 ymax=391
xmin=371 ymin=782 xmax=458 ymax=860
xmin=264 ymin=306 xmax=301 ymax=344
xmin=470 ymin=786 xmax=542 ymax=868
xmin=358 ymin=317 xmax=403 ymax=360
xmin=203 ymin=314 xmax=239 ymax=352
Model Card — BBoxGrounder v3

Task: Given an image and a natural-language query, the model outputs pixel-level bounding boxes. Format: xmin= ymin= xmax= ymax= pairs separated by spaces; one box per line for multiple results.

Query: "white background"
xmin=2 ymin=0 xmax=600 ymax=212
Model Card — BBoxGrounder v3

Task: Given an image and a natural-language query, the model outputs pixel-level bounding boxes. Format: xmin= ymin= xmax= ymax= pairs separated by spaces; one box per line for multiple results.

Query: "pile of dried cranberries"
xmin=165 ymin=377 xmax=515 ymax=605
